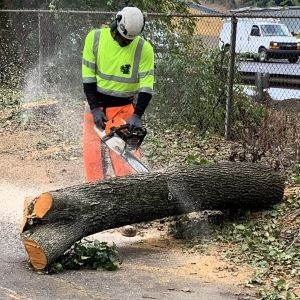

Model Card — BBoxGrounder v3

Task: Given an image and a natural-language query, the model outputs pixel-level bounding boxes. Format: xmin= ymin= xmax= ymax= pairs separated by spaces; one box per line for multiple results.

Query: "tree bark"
xmin=20 ymin=162 xmax=286 ymax=270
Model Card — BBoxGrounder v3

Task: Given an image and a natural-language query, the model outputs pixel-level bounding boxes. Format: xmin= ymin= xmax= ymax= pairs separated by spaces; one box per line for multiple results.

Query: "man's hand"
xmin=92 ymin=108 xmax=107 ymax=129
xmin=127 ymin=114 xmax=142 ymax=130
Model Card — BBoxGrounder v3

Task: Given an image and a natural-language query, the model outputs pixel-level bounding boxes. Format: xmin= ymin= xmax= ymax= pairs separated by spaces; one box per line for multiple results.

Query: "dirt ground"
xmin=0 ymin=116 xmax=257 ymax=299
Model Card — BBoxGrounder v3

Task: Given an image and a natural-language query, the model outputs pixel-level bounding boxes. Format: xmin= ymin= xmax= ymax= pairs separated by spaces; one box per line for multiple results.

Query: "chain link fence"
xmin=0 ymin=9 xmax=299 ymax=166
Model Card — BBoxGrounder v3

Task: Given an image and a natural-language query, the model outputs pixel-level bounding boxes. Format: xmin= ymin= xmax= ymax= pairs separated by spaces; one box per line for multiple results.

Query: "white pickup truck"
xmin=219 ymin=18 xmax=300 ymax=63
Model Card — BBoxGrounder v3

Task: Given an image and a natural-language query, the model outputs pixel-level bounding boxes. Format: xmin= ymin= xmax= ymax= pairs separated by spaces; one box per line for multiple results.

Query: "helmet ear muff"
xmin=110 ymin=15 xmax=122 ymax=33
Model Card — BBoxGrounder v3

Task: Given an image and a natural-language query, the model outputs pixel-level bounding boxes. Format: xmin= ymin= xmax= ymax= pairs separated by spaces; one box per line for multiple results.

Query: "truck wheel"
xmin=288 ymin=56 xmax=298 ymax=63
xmin=258 ymin=48 xmax=268 ymax=62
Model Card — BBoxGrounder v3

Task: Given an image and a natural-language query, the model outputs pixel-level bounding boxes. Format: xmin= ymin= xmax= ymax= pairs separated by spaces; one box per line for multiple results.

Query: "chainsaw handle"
xmin=111 ymin=124 xmax=147 ymax=136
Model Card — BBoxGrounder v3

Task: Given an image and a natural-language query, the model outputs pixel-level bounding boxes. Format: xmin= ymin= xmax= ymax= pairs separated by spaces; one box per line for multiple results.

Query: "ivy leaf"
xmin=235 ymin=224 xmax=245 ymax=230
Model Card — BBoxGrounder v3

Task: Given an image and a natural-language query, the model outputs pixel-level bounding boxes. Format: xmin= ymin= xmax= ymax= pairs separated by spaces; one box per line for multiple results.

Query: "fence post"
xmin=255 ymin=72 xmax=269 ymax=103
xmin=225 ymin=15 xmax=237 ymax=140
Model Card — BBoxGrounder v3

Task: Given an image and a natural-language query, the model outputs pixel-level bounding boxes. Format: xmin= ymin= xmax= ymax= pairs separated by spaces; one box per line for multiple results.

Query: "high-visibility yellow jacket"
xmin=82 ymin=27 xmax=154 ymax=98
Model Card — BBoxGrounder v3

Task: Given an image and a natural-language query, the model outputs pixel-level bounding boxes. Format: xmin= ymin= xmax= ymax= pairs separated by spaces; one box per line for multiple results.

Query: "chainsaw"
xmin=93 ymin=117 xmax=150 ymax=174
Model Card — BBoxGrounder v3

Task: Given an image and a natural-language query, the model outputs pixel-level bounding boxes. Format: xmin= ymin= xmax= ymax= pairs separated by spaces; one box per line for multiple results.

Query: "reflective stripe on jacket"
xmin=82 ymin=27 xmax=154 ymax=98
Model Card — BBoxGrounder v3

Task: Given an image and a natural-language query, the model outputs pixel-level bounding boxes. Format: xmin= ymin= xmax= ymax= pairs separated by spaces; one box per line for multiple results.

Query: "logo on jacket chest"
xmin=120 ymin=64 xmax=131 ymax=75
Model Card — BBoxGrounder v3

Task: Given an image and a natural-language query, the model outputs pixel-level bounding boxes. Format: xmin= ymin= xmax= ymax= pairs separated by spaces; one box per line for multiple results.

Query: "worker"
xmin=82 ymin=6 xmax=154 ymax=182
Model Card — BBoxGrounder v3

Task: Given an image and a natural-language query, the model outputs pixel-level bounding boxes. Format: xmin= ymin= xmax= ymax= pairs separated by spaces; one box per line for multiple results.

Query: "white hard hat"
xmin=116 ymin=7 xmax=144 ymax=40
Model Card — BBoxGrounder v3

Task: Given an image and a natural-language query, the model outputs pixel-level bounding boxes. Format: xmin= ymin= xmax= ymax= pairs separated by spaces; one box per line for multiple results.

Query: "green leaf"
xmin=268 ymin=236 xmax=275 ymax=242
xmin=241 ymin=243 xmax=249 ymax=251
xmin=287 ymin=290 xmax=297 ymax=300
xmin=80 ymin=256 xmax=90 ymax=260
xmin=235 ymin=224 xmax=246 ymax=230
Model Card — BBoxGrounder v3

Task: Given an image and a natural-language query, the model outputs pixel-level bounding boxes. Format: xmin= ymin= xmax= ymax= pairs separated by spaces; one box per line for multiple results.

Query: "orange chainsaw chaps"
xmin=83 ymin=111 xmax=104 ymax=182
xmin=83 ymin=103 xmax=141 ymax=182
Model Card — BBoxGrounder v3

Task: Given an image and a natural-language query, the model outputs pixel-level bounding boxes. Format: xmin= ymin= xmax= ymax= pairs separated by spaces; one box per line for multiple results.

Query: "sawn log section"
xmin=20 ymin=162 xmax=285 ymax=270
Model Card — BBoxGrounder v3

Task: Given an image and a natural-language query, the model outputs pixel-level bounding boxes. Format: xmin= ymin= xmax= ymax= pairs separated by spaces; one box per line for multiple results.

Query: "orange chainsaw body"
xmin=105 ymin=117 xmax=126 ymax=135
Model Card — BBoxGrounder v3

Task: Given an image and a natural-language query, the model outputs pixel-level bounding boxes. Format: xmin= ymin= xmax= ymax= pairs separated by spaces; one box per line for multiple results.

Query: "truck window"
xmin=250 ymin=25 xmax=260 ymax=36
xmin=261 ymin=24 xmax=291 ymax=37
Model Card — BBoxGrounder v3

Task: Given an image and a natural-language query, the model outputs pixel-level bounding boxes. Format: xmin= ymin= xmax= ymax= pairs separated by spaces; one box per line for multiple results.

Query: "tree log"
xmin=20 ymin=162 xmax=286 ymax=270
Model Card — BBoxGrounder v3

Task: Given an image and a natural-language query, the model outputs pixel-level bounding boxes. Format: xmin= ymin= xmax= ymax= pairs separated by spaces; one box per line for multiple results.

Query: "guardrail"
xmin=240 ymin=72 xmax=300 ymax=89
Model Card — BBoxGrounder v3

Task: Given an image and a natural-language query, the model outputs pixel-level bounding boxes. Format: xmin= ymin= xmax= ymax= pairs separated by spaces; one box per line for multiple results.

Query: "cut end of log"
xmin=34 ymin=193 xmax=53 ymax=218
xmin=23 ymin=240 xmax=48 ymax=270
xmin=20 ymin=196 xmax=34 ymax=233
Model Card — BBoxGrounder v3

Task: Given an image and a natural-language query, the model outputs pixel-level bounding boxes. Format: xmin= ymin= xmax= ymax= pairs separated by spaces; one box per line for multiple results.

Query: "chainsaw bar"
xmin=94 ymin=125 xmax=150 ymax=174
xmin=121 ymin=150 xmax=150 ymax=174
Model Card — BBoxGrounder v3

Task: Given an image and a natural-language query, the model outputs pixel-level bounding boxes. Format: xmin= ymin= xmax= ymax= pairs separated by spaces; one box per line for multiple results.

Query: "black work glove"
xmin=127 ymin=114 xmax=142 ymax=130
xmin=92 ymin=108 xmax=107 ymax=129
